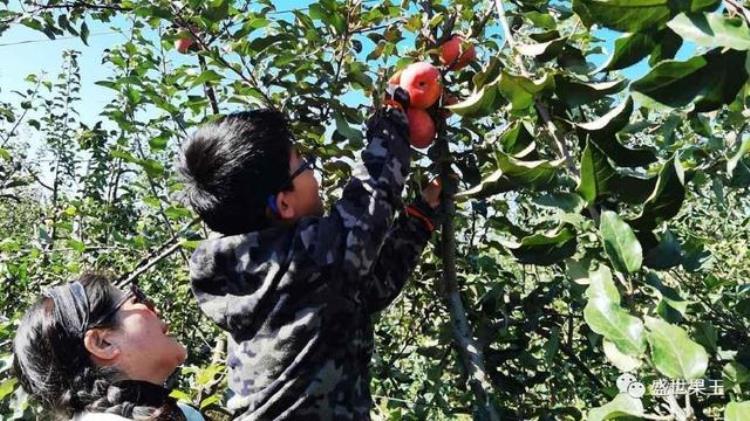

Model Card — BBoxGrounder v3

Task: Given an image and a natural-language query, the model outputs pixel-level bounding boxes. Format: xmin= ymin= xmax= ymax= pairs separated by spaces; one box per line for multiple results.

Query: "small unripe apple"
xmin=407 ymin=107 xmax=436 ymax=148
xmin=399 ymin=62 xmax=442 ymax=109
xmin=440 ymin=35 xmax=476 ymax=70
xmin=175 ymin=37 xmax=194 ymax=54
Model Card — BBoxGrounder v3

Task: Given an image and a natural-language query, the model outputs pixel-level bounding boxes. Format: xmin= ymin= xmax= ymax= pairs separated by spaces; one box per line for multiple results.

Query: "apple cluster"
xmin=390 ymin=35 xmax=476 ymax=149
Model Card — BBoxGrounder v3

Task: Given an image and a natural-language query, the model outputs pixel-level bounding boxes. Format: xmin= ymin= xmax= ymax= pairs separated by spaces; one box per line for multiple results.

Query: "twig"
xmin=116 ymin=216 xmax=200 ymax=287
xmin=195 ymin=335 xmax=228 ymax=410
xmin=117 ymin=241 xmax=183 ymax=286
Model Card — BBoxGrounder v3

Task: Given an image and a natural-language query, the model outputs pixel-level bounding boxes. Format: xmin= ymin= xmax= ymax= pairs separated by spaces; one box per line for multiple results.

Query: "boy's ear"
xmin=84 ymin=329 xmax=121 ymax=363
xmin=276 ymin=191 xmax=296 ymax=220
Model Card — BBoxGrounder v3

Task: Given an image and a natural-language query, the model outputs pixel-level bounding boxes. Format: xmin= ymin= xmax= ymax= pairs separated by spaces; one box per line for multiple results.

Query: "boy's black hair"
xmin=178 ymin=109 xmax=294 ymax=235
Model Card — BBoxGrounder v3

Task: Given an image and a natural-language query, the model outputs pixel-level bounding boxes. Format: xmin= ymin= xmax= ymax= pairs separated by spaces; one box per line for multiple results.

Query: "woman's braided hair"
xmin=12 ymin=273 xmax=186 ymax=420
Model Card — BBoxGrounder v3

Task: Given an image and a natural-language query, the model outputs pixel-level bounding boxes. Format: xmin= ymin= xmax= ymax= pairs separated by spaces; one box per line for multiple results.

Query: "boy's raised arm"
xmin=360 ymin=202 xmax=436 ymax=313
xmin=296 ymin=106 xmax=412 ymax=280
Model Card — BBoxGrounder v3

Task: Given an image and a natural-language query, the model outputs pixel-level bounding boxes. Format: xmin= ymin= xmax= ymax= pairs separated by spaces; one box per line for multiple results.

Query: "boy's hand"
xmin=384 ymin=85 xmax=410 ymax=111
xmin=421 ymin=178 xmax=442 ymax=209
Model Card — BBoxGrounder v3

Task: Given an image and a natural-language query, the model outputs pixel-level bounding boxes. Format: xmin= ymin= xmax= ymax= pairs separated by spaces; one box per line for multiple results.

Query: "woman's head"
xmin=12 ymin=273 xmax=186 ymax=416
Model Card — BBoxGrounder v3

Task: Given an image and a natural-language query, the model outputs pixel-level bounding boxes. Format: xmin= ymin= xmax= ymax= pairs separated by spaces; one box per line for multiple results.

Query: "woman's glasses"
xmin=88 ymin=283 xmax=155 ymax=329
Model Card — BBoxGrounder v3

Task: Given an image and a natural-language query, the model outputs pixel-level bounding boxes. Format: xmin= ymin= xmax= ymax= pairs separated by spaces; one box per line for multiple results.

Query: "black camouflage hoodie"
xmin=188 ymin=108 xmax=434 ymax=420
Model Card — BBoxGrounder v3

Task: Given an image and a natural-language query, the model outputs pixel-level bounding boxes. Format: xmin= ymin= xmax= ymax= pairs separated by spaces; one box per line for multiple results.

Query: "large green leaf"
xmin=632 ymin=48 xmax=749 ymax=112
xmin=602 ymin=31 xmax=658 ymax=71
xmin=498 ymin=121 xmax=537 ymax=157
xmin=630 ymin=156 xmax=686 ymax=230
xmin=600 ymin=210 xmax=643 ymax=273
xmin=577 ymin=97 xmax=657 ymax=168
xmin=455 ymin=169 xmax=516 ymax=200
xmin=495 ymin=152 xmax=564 ymax=189
xmin=642 ymin=229 xmax=682 ymax=269
xmin=668 ymin=12 xmax=750 ymax=50
xmin=645 ymin=316 xmax=708 ymax=379
xmin=577 ymin=97 xmax=634 ymax=137
xmin=445 ymin=82 xmax=500 ymax=118
xmin=577 ymin=140 xmax=657 ymax=204
xmin=584 ymin=265 xmax=647 ymax=356
xmin=497 ymin=71 xmax=555 ymax=111
xmin=517 ymin=37 xmax=568 ymax=62
xmin=507 ymin=226 xmax=579 ymax=266
xmin=726 ymin=401 xmax=750 ymax=421
xmin=591 ymin=136 xmax=658 ymax=168
xmin=603 ymin=339 xmax=643 ymax=372
xmin=587 ymin=393 xmax=644 ymax=421
xmin=573 ymin=0 xmax=671 ymax=32
xmin=555 ymin=77 xmax=626 ymax=108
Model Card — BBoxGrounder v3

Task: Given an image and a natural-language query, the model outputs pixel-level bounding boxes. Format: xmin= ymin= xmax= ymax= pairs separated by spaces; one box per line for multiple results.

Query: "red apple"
xmin=407 ymin=107 xmax=436 ymax=149
xmin=175 ymin=37 xmax=194 ymax=54
xmin=440 ymin=35 xmax=476 ymax=70
xmin=399 ymin=62 xmax=442 ymax=109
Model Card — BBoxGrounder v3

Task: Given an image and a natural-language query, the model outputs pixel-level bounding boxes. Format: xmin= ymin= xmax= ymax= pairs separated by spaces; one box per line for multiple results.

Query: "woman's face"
xmin=103 ymin=291 xmax=187 ymax=385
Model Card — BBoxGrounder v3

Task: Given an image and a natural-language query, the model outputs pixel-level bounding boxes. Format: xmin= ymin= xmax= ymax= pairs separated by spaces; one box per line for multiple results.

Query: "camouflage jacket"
xmin=188 ymin=109 xmax=434 ymax=420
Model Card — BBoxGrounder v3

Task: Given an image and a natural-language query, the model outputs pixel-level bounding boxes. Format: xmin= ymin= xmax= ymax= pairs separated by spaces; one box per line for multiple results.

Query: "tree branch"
xmin=116 ymin=216 xmax=200 ymax=287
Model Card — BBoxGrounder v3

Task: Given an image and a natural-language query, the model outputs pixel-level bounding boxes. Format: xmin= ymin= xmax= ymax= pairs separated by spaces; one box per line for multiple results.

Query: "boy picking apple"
xmin=177 ymin=81 xmax=442 ymax=419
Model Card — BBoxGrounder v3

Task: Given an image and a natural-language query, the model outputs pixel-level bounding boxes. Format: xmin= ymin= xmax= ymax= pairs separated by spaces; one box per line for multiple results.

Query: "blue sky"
xmin=0 ymin=1 xmax=695 ymax=129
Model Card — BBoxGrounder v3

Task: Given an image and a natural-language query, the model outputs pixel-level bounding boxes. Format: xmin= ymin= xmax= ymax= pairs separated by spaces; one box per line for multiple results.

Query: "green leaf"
xmin=205 ymin=0 xmax=230 ymax=21
xmin=506 ymin=226 xmax=579 ymax=266
xmin=495 ymin=152 xmax=564 ymax=189
xmin=591 ymin=136 xmax=658 ymax=168
xmin=533 ymin=192 xmax=587 ymax=213
xmin=577 ymin=97 xmax=658 ymax=168
xmin=645 ymin=316 xmax=708 ymax=379
xmin=630 ymin=156 xmax=686 ymax=230
xmin=445 ymin=83 xmax=499 ymax=118
xmin=602 ymin=31 xmax=658 ymax=71
xmin=725 ymin=401 xmax=750 ymax=421
xmin=498 ymin=121 xmax=536 ymax=157
xmin=190 ymin=70 xmax=223 ymax=88
xmin=80 ymin=21 xmax=89 ymax=46
xmin=577 ymin=97 xmax=634 ymax=138
xmin=516 ymin=37 xmax=568 ymax=62
xmin=668 ymin=12 xmax=750 ymax=50
xmin=587 ymin=393 xmax=644 ymax=421
xmin=603 ymin=339 xmax=642 ymax=372
xmin=573 ymin=0 xmax=671 ymax=32
xmin=497 ymin=71 xmax=555 ymax=111
xmin=555 ymin=77 xmax=626 ymax=108
xmin=632 ymin=49 xmax=749 ymax=112
xmin=600 ymin=210 xmax=643 ymax=273
xmin=577 ymin=140 xmax=657 ymax=204
xmin=0 ymin=378 xmax=17 ymax=401
xmin=645 ymin=272 xmax=690 ymax=317
xmin=693 ymin=321 xmax=718 ymax=353
xmin=724 ymin=362 xmax=750 ymax=391
xmin=584 ymin=265 xmax=647 ymax=356
xmin=455 ymin=170 xmax=516 ymax=200
xmin=334 ymin=112 xmax=363 ymax=148
xmin=643 ymin=229 xmax=682 ymax=269
xmin=727 ymin=136 xmax=750 ymax=175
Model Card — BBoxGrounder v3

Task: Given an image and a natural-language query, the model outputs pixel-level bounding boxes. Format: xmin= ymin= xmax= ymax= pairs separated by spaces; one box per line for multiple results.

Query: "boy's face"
xmin=277 ymin=149 xmax=324 ymax=220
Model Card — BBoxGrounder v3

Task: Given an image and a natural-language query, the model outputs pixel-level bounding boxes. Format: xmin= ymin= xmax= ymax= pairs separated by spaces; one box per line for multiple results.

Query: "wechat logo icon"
xmin=617 ymin=373 xmax=645 ymax=399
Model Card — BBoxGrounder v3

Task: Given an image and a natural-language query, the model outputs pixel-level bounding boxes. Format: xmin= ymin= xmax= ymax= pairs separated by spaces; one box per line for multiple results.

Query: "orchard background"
xmin=1 ymin=0 xmax=749 ymax=419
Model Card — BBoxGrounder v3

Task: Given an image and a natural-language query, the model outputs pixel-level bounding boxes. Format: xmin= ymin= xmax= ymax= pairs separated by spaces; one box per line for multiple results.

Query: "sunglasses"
xmin=88 ymin=283 xmax=155 ymax=329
